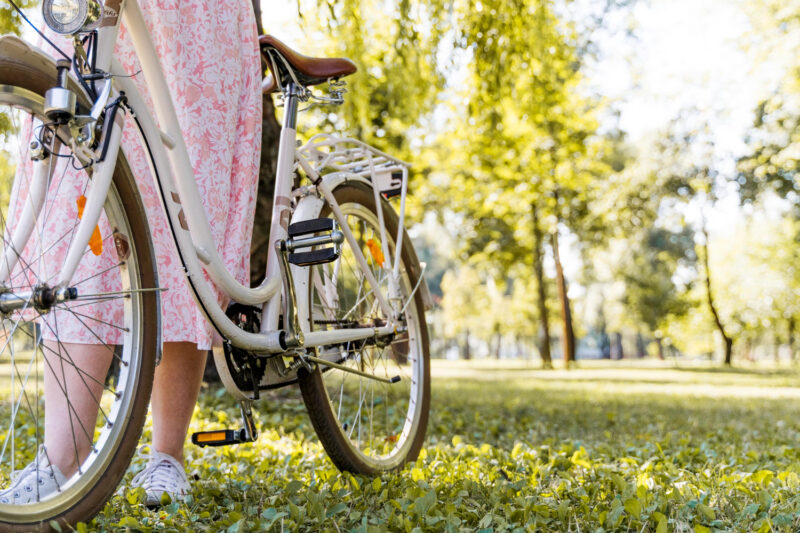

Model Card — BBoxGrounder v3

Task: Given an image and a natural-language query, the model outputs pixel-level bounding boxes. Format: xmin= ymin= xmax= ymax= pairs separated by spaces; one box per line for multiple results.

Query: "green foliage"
xmin=737 ymin=0 xmax=800 ymax=206
xmin=619 ymin=227 xmax=696 ymax=338
xmin=83 ymin=361 xmax=800 ymax=531
xmin=299 ymin=0 xmax=450 ymax=155
xmin=292 ymin=0 xmax=625 ymax=355
xmin=0 ymin=0 xmax=35 ymax=36
xmin=684 ymin=213 xmax=800 ymax=356
xmin=451 ymin=0 xmax=609 ymax=257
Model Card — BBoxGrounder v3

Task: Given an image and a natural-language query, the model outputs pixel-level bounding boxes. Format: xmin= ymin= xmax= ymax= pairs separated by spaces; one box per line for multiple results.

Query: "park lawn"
xmin=85 ymin=360 xmax=800 ymax=532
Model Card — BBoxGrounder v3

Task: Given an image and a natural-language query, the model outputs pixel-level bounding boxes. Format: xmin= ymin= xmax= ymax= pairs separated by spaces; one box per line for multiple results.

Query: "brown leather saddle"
xmin=260 ymin=35 xmax=357 ymax=94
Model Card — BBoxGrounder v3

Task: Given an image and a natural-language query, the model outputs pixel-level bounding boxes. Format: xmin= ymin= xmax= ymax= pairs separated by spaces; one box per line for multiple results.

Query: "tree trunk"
xmin=613 ymin=332 xmax=624 ymax=360
xmin=252 ymin=0 xmax=264 ymax=35
xmin=789 ymin=317 xmax=797 ymax=361
xmin=635 ymin=332 xmax=646 ymax=358
xmin=773 ymin=334 xmax=780 ymax=362
xmin=551 ymin=227 xmax=576 ymax=365
xmin=462 ymin=329 xmax=472 ymax=360
xmin=655 ymin=337 xmax=664 ymax=360
xmin=700 ymin=219 xmax=734 ymax=365
xmin=532 ymin=203 xmax=553 ymax=369
xmin=494 ymin=331 xmax=502 ymax=359
xmin=597 ymin=306 xmax=611 ymax=359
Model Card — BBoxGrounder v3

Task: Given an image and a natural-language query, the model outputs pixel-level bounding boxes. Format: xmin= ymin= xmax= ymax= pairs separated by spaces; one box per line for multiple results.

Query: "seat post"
xmin=262 ymin=80 xmax=303 ymax=332
xmin=282 ymin=82 xmax=301 ymax=130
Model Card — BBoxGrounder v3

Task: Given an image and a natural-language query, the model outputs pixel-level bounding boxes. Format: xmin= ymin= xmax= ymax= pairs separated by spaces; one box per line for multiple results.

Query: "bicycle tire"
xmin=0 ymin=55 xmax=158 ymax=531
xmin=297 ymin=182 xmax=430 ymax=474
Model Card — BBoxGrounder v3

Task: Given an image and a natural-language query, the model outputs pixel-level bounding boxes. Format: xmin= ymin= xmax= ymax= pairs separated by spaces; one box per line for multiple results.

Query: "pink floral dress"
xmin=27 ymin=0 xmax=262 ymax=350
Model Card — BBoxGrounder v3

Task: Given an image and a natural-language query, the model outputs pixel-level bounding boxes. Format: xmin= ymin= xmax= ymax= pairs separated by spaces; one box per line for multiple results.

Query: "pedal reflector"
xmin=191 ymin=429 xmax=242 ymax=447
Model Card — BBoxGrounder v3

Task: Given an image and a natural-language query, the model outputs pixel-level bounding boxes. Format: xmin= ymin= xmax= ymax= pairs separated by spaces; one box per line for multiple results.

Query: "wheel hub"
xmin=0 ymin=285 xmax=78 ymax=314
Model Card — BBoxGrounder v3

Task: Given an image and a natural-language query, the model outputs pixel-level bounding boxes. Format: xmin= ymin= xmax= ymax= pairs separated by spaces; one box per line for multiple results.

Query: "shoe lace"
xmin=9 ymin=462 xmax=36 ymax=484
xmin=9 ymin=448 xmax=57 ymax=484
xmin=131 ymin=451 xmax=187 ymax=494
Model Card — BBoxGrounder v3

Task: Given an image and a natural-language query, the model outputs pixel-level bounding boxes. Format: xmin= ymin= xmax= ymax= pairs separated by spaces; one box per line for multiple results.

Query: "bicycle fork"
xmin=0 ymin=63 xmax=126 ymax=312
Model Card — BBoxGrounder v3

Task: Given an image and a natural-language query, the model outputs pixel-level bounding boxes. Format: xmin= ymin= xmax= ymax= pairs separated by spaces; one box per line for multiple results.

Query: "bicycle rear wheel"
xmin=298 ymin=182 xmax=430 ymax=474
xmin=0 ymin=56 xmax=158 ymax=530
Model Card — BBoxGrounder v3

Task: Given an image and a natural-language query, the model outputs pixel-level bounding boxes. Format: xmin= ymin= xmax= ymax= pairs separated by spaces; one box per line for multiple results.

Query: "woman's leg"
xmin=44 ymin=341 xmax=205 ymax=477
xmin=150 ymin=342 xmax=206 ymax=464
xmin=44 ymin=342 xmax=113 ymax=477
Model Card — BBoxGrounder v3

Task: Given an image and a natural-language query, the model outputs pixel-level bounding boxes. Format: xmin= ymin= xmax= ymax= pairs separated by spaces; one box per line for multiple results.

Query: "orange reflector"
xmin=196 ymin=431 xmax=227 ymax=443
xmin=366 ymin=238 xmax=385 ymax=266
xmin=76 ymin=195 xmax=103 ymax=256
xmin=76 ymin=195 xmax=87 ymax=217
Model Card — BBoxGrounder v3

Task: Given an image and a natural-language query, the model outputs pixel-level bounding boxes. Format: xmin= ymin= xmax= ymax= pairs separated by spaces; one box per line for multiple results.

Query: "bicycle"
xmin=0 ymin=0 xmax=432 ymax=529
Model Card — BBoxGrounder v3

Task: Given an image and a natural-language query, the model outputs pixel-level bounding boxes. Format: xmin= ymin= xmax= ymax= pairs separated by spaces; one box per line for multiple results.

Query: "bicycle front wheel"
xmin=0 ymin=56 xmax=158 ymax=530
xmin=298 ymin=182 xmax=430 ymax=474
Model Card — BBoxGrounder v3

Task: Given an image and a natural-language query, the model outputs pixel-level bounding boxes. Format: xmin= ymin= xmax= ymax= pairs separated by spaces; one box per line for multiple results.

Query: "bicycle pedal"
xmin=289 ymin=247 xmax=339 ymax=266
xmin=288 ymin=218 xmax=336 ymax=238
xmin=191 ymin=429 xmax=254 ymax=447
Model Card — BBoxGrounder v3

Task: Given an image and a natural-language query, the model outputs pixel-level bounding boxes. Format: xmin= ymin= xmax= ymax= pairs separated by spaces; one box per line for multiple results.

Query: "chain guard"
xmin=222 ymin=304 xmax=267 ymax=394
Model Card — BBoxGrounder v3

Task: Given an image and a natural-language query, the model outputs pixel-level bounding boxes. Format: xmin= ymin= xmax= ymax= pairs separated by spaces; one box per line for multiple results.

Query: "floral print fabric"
xmin=30 ymin=0 xmax=262 ymax=350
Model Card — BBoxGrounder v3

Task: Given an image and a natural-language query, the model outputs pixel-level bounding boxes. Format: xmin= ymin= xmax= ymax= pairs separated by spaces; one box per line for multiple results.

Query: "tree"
xmin=737 ymin=0 xmax=799 ymax=206
xmin=619 ymin=227 xmax=695 ymax=358
xmin=443 ymin=0 xmax=613 ymax=367
xmin=440 ymin=266 xmax=491 ymax=359
xmin=0 ymin=0 xmax=34 ymax=36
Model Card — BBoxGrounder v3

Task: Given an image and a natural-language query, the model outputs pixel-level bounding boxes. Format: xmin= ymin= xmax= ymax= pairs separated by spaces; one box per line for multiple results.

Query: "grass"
xmin=83 ymin=359 xmax=800 ymax=532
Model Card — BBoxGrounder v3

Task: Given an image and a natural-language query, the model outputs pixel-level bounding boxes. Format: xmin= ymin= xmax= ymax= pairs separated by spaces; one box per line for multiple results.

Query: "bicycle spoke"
xmin=54 ymin=295 xmax=131 ymax=310
xmin=14 ymin=316 xmax=119 ymax=390
xmin=72 ymin=262 xmax=125 ymax=287
xmin=52 ymin=317 xmax=84 ymax=476
xmin=62 ymin=308 xmax=129 ymax=333
xmin=303 ymin=193 xmax=428 ymax=470
xmin=0 ymin=82 xmax=152 ymax=517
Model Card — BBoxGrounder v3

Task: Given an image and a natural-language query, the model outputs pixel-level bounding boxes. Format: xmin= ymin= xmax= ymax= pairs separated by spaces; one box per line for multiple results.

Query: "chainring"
xmin=222 ymin=303 xmax=267 ymax=392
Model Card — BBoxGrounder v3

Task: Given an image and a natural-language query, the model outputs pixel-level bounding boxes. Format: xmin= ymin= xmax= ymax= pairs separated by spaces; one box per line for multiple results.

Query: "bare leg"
xmin=44 ymin=342 xmax=113 ymax=478
xmin=150 ymin=342 xmax=206 ymax=465
xmin=42 ymin=341 xmax=204 ymax=477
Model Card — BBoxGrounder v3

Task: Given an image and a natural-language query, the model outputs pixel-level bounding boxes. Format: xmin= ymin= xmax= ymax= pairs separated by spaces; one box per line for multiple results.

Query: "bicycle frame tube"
xmin=260 ymin=86 xmax=395 ymax=333
xmin=50 ymin=0 xmax=286 ymax=352
xmin=106 ymin=59 xmax=285 ymax=352
xmin=260 ymin=84 xmax=302 ymax=335
xmin=121 ymin=2 xmax=400 ymax=350
xmin=56 ymin=112 xmax=125 ymax=287
xmin=121 ymin=0 xmax=280 ymax=308
xmin=19 ymin=0 xmax=402 ymax=353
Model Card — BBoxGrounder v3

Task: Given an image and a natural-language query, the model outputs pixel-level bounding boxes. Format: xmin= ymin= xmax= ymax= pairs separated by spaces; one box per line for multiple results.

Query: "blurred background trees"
xmin=265 ymin=0 xmax=800 ymax=367
xmin=7 ymin=0 xmax=798 ymax=367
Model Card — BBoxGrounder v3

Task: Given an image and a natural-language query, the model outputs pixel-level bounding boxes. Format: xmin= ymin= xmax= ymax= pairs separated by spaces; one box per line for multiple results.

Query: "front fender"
xmin=0 ymin=35 xmax=91 ymax=111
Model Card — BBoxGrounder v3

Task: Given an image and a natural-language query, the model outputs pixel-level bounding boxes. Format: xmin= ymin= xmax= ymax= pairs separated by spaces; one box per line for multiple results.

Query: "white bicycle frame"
xmin=3 ymin=0 xmax=415 ymax=355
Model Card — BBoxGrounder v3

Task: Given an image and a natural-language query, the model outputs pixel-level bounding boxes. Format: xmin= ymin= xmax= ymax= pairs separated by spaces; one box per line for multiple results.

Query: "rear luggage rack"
xmin=296 ymin=134 xmax=411 ymax=200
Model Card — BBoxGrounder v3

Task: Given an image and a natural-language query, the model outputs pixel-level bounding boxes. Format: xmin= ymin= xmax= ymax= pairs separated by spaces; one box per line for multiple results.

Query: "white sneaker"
xmin=130 ymin=449 xmax=190 ymax=507
xmin=0 ymin=448 xmax=67 ymax=504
